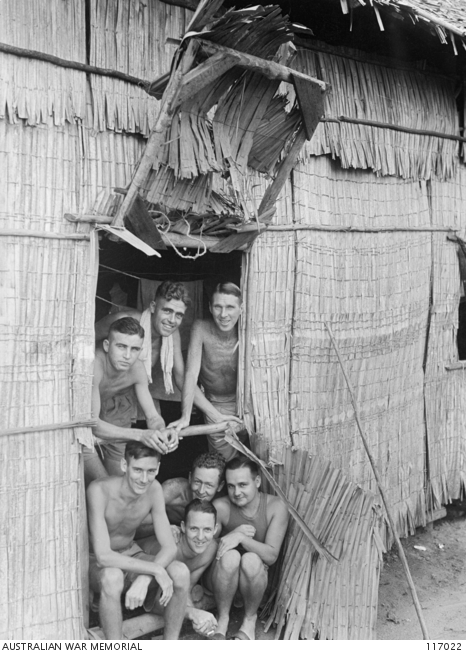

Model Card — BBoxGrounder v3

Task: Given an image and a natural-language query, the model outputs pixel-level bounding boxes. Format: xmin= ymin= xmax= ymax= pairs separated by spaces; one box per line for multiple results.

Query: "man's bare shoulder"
xmin=94 ymin=348 xmax=105 ymax=371
xmin=265 ymin=494 xmax=288 ymax=521
xmin=162 ymin=477 xmax=190 ymax=504
xmin=87 ymin=475 xmax=119 ymax=502
xmin=191 ymin=319 xmax=212 ymax=338
xmin=213 ymin=496 xmax=230 ymax=521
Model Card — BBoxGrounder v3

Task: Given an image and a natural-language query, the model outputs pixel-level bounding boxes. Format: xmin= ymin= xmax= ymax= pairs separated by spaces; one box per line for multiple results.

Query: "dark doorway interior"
xmin=95 ymin=235 xmax=243 ymax=481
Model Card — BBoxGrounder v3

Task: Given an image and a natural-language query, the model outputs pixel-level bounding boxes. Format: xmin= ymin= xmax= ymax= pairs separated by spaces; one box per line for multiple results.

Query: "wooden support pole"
xmin=325 ymin=321 xmax=430 ymax=640
xmin=176 ymin=50 xmax=239 ymax=104
xmin=196 ymin=38 xmax=327 ymax=90
xmin=112 ymin=40 xmax=199 ymax=227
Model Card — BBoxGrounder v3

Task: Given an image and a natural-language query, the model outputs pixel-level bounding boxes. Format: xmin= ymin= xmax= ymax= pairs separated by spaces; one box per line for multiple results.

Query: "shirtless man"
xmin=95 ymin=281 xmax=213 ymax=417
xmin=208 ymin=455 xmax=289 ymax=640
xmin=162 ymin=452 xmax=225 ymax=525
xmin=86 ymin=317 xmax=176 ymax=483
xmin=173 ymin=283 xmax=244 ymax=461
xmin=86 ymin=440 xmax=190 ymax=640
xmin=142 ymin=499 xmax=219 ymax=637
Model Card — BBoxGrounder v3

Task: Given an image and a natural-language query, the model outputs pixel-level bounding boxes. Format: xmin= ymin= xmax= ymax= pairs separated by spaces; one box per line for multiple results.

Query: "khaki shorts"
xmin=89 ymin=542 xmax=152 ymax=594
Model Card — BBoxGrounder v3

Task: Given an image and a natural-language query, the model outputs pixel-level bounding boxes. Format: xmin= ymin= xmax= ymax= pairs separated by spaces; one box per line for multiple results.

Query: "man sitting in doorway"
xmin=86 ymin=317 xmax=176 ymax=483
xmin=142 ymin=499 xmax=220 ymax=637
xmin=172 ymin=283 xmax=244 ymax=461
xmin=162 ymin=452 xmax=226 ymax=525
xmin=95 ymin=281 xmax=213 ymax=419
xmin=86 ymin=440 xmax=189 ymax=640
xmin=207 ymin=455 xmax=289 ymax=640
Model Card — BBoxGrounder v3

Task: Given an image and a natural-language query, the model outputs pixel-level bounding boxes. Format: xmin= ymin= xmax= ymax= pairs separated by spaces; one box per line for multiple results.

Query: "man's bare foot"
xmin=234 ymin=614 xmax=257 ymax=640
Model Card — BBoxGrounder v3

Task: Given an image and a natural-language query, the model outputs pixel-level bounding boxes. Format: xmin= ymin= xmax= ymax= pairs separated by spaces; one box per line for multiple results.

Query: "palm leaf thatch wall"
xmin=242 ymin=44 xmax=466 ymax=547
xmin=0 ymin=0 xmax=193 ymax=639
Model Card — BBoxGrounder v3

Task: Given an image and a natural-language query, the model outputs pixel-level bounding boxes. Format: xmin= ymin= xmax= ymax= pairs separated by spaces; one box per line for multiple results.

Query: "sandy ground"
xmin=376 ymin=501 xmax=466 ymax=640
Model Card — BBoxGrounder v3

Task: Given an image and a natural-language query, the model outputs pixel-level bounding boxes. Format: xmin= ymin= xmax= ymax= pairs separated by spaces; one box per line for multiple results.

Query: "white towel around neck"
xmin=139 ymin=308 xmax=174 ymax=394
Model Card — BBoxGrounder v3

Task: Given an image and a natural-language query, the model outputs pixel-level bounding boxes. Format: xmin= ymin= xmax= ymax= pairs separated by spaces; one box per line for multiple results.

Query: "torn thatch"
xmin=254 ymin=442 xmax=384 ymax=640
xmin=140 ymin=4 xmax=300 ymax=218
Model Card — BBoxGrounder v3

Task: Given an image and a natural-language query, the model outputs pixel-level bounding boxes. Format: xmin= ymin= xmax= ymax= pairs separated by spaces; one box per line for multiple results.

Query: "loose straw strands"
xmin=252 ymin=441 xmax=384 ymax=640
xmin=87 ymin=0 xmax=189 ymax=134
xmin=142 ymin=5 xmax=296 ymax=212
xmin=292 ymin=48 xmax=459 ymax=180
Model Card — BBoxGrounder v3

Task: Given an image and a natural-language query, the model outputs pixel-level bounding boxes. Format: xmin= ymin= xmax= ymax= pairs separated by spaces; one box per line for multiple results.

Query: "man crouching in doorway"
xmin=142 ymin=499 xmax=219 ymax=637
xmin=208 ymin=455 xmax=289 ymax=640
xmin=86 ymin=440 xmax=189 ymax=639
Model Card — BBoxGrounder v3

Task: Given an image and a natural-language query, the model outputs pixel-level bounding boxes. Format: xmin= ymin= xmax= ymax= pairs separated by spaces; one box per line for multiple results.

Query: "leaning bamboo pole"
xmin=325 ymin=321 xmax=429 ymax=640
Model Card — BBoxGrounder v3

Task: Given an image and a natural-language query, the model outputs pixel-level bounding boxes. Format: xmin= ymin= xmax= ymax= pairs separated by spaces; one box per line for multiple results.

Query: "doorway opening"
xmin=95 ymin=235 xmax=243 ymax=481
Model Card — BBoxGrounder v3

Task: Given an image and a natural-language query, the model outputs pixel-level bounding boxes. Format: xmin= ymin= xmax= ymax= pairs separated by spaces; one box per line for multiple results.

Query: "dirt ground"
xmin=377 ymin=500 xmax=466 ymax=640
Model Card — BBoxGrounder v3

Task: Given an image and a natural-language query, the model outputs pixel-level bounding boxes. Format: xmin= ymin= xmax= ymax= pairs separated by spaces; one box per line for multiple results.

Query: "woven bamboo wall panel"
xmin=0 ymin=0 xmax=86 ymax=60
xmin=430 ymin=163 xmax=466 ymax=228
xmin=0 ymin=430 xmax=84 ymax=639
xmin=289 ymin=230 xmax=429 ymax=536
xmin=292 ymin=156 xmax=430 ymax=228
xmin=0 ymin=120 xmax=82 ymax=230
xmin=0 ymin=233 xmax=94 ymax=636
xmin=0 ymin=236 xmax=94 ymax=429
xmin=88 ymin=0 xmax=191 ymax=134
xmin=292 ymin=48 xmax=458 ymax=180
xmin=424 ymin=232 xmax=466 ymax=504
xmin=0 ymin=119 xmax=144 ymax=231
xmin=246 ymin=232 xmax=295 ymax=459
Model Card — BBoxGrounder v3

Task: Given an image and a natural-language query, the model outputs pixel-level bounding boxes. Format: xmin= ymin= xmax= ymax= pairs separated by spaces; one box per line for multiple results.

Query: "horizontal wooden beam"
xmin=267 ymin=225 xmax=457 ymax=233
xmin=0 ymin=42 xmax=148 ymax=87
xmin=0 ymin=229 xmax=90 ymax=241
xmin=196 ymin=38 xmax=327 ymax=90
xmin=65 ymin=213 xmax=113 ymax=224
xmin=323 ymin=115 xmax=466 ymax=143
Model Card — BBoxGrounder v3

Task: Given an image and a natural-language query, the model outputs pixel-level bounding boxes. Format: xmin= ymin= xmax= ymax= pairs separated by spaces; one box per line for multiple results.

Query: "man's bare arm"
xmin=172 ymin=321 xmax=240 ymax=429
xmin=91 ymin=359 xmax=139 ymax=443
xmin=87 ymin=482 xmax=169 ymax=577
xmin=217 ymin=498 xmax=289 ymax=566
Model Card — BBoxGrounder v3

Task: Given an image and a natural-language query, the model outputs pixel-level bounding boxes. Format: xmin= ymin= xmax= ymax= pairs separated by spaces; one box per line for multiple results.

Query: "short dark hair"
xmin=210 ymin=282 xmax=242 ymax=304
xmin=155 ymin=281 xmax=190 ymax=307
xmin=183 ymin=499 xmax=217 ymax=524
xmin=191 ymin=452 xmax=226 ymax=481
xmin=124 ymin=440 xmax=161 ymax=463
xmin=225 ymin=455 xmax=258 ymax=477
xmin=108 ymin=316 xmax=144 ymax=340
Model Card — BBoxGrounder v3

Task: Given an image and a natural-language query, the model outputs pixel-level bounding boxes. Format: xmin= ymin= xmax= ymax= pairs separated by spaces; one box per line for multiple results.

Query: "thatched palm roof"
xmin=355 ymin=0 xmax=466 ymax=39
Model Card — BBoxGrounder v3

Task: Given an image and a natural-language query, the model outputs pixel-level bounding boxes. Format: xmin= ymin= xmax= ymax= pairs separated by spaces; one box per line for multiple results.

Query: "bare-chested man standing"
xmin=86 ymin=317 xmax=176 ymax=484
xmin=87 ymin=440 xmax=189 ymax=640
xmin=173 ymin=283 xmax=244 ymax=461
